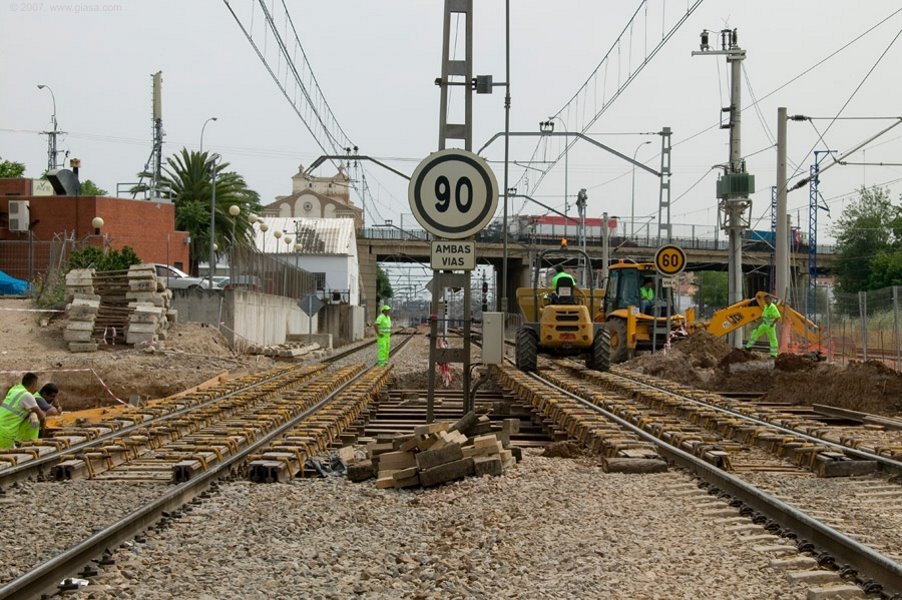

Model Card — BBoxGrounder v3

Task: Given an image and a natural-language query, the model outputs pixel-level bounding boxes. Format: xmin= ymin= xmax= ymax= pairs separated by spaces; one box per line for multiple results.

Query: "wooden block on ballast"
xmin=415 ymin=443 xmax=463 ymax=470
xmin=418 ymin=458 xmax=475 ymax=487
xmin=377 ymin=451 xmax=417 ymax=471
xmin=473 ymin=455 xmax=503 ymax=477
xmin=347 ymin=460 xmax=375 ymax=483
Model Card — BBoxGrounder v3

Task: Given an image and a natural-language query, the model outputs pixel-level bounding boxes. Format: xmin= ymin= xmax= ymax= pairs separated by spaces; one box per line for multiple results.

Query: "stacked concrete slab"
xmin=125 ymin=264 xmax=175 ymax=347
xmin=64 ymin=269 xmax=100 ymax=353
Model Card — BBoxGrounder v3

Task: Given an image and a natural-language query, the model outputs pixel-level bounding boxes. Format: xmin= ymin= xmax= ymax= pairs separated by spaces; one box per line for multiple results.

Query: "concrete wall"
xmin=318 ymin=303 xmax=366 ymax=345
xmin=171 ymin=289 xmax=318 ymax=347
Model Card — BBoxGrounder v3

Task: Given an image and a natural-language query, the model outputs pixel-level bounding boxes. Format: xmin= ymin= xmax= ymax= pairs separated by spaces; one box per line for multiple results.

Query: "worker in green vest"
xmin=0 ymin=372 xmax=45 ymax=449
xmin=373 ymin=305 xmax=392 ymax=367
xmin=640 ymin=278 xmax=655 ymax=314
xmin=745 ymin=294 xmax=781 ymax=358
xmin=551 ymin=265 xmax=576 ymax=303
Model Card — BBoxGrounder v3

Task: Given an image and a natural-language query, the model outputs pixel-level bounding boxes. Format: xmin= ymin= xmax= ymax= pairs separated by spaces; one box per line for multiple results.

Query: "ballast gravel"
xmin=0 ymin=480 xmax=168 ymax=585
xmin=69 ymin=453 xmax=813 ymax=599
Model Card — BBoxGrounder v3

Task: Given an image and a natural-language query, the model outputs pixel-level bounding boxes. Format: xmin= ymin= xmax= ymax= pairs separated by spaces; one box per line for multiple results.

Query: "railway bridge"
xmin=357 ymin=229 xmax=839 ymax=318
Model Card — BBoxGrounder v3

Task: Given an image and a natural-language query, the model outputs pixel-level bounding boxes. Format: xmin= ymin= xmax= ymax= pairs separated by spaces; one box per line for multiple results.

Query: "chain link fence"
xmin=230 ymin=246 xmax=318 ymax=300
xmin=823 ymin=285 xmax=902 ymax=370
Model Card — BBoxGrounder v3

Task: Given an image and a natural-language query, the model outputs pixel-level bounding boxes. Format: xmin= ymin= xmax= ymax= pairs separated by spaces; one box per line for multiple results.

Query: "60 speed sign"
xmin=654 ymin=244 xmax=687 ymax=276
xmin=408 ymin=149 xmax=498 ymax=239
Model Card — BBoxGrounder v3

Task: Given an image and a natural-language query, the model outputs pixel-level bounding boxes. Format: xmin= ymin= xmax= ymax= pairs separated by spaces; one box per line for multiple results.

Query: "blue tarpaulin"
xmin=0 ymin=270 xmax=28 ymax=296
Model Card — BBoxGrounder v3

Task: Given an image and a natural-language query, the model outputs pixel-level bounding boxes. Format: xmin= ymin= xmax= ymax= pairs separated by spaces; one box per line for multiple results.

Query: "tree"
xmin=693 ymin=271 xmax=728 ymax=314
xmin=376 ymin=266 xmax=393 ymax=303
xmin=832 ymin=186 xmax=902 ymax=293
xmin=79 ymin=179 xmax=108 ymax=196
xmin=0 ymin=159 xmax=26 ymax=178
xmin=132 ymin=149 xmax=262 ymax=275
xmin=68 ymin=246 xmax=142 ymax=271
xmin=867 ymin=249 xmax=902 ymax=289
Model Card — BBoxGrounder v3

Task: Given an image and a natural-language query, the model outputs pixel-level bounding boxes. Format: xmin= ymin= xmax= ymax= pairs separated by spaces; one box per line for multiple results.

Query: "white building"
xmin=254 ymin=217 xmax=360 ymax=306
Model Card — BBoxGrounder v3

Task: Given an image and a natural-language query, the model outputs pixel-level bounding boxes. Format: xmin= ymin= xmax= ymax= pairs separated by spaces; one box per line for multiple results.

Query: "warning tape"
xmin=90 ymin=367 xmax=126 ymax=405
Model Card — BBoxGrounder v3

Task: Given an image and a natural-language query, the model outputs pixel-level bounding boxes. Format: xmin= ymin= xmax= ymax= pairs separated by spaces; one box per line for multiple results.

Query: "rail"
xmin=0 ymin=335 xmax=414 ymax=600
xmin=528 ymin=369 xmax=902 ymax=596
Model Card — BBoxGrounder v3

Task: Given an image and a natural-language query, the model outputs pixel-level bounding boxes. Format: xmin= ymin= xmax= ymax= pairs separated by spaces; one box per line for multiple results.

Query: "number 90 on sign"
xmin=408 ymin=149 xmax=498 ymax=240
xmin=654 ymin=244 xmax=687 ymax=276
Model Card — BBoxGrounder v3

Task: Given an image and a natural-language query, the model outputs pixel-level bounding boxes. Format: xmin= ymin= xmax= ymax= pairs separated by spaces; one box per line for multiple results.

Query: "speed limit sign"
xmin=408 ymin=149 xmax=498 ymax=239
xmin=654 ymin=244 xmax=687 ymax=276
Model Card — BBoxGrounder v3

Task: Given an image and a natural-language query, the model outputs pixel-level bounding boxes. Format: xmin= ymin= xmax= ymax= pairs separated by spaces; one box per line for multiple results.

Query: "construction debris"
xmin=246 ymin=342 xmax=322 ymax=358
xmin=343 ymin=411 xmax=517 ymax=489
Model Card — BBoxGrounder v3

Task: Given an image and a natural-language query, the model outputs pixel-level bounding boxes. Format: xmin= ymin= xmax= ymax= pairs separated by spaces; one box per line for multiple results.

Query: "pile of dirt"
xmin=716 ymin=348 xmax=760 ymax=371
xmin=670 ymin=331 xmax=734 ymax=368
xmin=164 ymin=322 xmax=235 ymax=358
xmin=762 ymin=360 xmax=902 ymax=415
xmin=616 ymin=324 xmax=902 ymax=417
xmin=773 ymin=353 xmax=818 ymax=373
xmin=0 ymin=297 xmax=274 ymax=411
xmin=621 ymin=331 xmax=735 ymax=386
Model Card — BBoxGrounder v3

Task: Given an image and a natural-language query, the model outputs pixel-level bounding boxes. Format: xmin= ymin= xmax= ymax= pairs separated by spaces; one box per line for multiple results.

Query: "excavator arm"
xmin=692 ymin=291 xmax=820 ymax=345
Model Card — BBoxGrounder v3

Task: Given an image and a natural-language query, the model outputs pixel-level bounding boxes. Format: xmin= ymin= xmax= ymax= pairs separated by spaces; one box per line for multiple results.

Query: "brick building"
xmin=0 ymin=178 xmax=190 ymax=279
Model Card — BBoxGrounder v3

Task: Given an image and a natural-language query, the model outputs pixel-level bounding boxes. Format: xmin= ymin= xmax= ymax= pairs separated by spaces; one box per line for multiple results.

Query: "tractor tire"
xmin=516 ymin=327 xmax=538 ymax=372
xmin=587 ymin=327 xmax=611 ymax=372
xmin=605 ymin=319 xmax=629 ymax=364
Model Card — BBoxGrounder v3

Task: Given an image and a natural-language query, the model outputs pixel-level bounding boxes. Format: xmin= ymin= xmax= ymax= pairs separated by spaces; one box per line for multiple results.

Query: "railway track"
xmin=0 ymin=335 xmax=414 ymax=599
xmin=0 ymin=333 xmax=416 ymax=488
xmin=494 ymin=361 xmax=902 ymax=596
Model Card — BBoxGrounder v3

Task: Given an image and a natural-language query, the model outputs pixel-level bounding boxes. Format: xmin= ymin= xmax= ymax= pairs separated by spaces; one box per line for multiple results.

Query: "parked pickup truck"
xmin=152 ymin=264 xmax=211 ymax=290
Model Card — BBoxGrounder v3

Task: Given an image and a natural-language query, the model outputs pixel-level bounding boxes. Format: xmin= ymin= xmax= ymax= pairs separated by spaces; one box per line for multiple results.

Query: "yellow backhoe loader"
xmin=601 ymin=260 xmax=689 ymax=362
xmin=686 ymin=291 xmax=823 ymax=354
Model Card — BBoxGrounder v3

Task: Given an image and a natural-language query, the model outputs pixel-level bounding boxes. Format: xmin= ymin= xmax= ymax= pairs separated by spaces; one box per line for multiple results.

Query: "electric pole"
xmin=775 ymin=107 xmax=789 ymax=302
xmin=693 ymin=29 xmax=755 ymax=348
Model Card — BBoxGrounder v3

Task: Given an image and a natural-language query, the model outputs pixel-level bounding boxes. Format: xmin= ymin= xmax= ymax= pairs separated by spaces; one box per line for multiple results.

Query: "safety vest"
xmin=375 ymin=314 xmax=392 ymax=336
xmin=762 ymin=302 xmax=781 ymax=325
xmin=640 ymin=286 xmax=654 ymax=302
xmin=0 ymin=384 xmax=31 ymax=425
xmin=552 ymin=272 xmax=576 ymax=291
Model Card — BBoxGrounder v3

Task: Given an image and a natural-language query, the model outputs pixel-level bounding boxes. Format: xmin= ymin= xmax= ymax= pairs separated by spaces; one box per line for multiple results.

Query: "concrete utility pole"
xmin=693 ymin=29 xmax=754 ymax=348
xmin=775 ymin=107 xmax=789 ymax=302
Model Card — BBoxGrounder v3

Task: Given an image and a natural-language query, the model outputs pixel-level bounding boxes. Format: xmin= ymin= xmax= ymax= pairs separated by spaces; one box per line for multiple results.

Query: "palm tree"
xmin=132 ymin=149 xmax=262 ymax=275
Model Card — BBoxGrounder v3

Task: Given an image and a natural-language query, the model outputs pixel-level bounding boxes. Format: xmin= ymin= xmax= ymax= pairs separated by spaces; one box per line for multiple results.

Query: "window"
xmin=313 ymin=272 xmax=326 ymax=291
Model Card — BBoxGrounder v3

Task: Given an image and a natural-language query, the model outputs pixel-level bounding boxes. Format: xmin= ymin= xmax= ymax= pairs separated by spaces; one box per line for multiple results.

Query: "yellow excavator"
xmin=686 ymin=291 xmax=823 ymax=353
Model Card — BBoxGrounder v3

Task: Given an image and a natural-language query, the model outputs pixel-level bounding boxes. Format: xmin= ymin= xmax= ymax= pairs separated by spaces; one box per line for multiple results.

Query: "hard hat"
xmin=382 ymin=305 xmax=391 ymax=311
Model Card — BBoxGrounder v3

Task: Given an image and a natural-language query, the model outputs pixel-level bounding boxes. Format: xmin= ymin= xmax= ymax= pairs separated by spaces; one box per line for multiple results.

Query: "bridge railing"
xmin=360 ymin=226 xmax=835 ymax=254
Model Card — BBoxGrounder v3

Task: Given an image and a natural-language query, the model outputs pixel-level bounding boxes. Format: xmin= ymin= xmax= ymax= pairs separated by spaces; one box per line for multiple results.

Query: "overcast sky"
xmin=2 ymin=0 xmax=901 ymax=245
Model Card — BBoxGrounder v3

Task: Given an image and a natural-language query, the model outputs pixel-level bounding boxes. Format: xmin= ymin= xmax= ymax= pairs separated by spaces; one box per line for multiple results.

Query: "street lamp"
xmin=273 ymin=229 xmax=283 ymax=253
xmin=630 ymin=140 xmax=652 ymax=237
xmin=36 ymin=84 xmax=59 ymax=172
xmin=208 ymin=153 xmax=221 ymax=290
xmin=228 ymin=204 xmax=240 ymax=282
xmin=259 ymin=221 xmax=269 ymax=254
xmin=200 ymin=117 xmax=218 ymax=153
xmin=91 ymin=216 xmax=104 ymax=236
